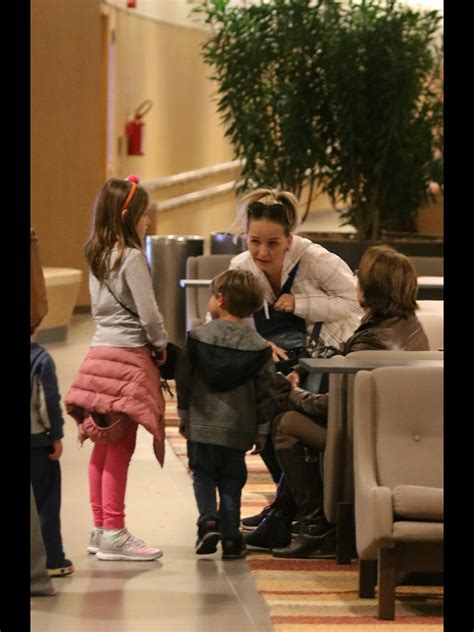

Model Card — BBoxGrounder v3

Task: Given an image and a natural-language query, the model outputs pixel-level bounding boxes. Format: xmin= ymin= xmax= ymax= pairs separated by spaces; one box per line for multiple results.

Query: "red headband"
xmin=120 ymin=175 xmax=140 ymax=213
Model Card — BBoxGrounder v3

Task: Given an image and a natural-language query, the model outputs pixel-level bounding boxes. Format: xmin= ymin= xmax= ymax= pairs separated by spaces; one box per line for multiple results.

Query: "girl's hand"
xmin=268 ymin=341 xmax=289 ymax=362
xmin=151 ymin=347 xmax=167 ymax=367
xmin=178 ymin=422 xmax=188 ymax=438
xmin=274 ymin=293 xmax=295 ymax=314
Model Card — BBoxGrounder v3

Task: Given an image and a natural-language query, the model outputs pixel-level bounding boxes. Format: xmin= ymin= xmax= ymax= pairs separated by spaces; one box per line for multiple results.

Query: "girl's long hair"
xmin=84 ymin=178 xmax=149 ymax=281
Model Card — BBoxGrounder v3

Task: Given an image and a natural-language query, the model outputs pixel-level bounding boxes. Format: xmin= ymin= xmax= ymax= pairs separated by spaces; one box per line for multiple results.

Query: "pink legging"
xmin=89 ymin=420 xmax=138 ymax=530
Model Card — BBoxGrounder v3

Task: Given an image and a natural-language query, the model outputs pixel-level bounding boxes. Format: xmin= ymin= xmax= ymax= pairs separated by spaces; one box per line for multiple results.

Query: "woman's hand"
xmin=268 ymin=341 xmax=289 ymax=362
xmin=274 ymin=293 xmax=295 ymax=314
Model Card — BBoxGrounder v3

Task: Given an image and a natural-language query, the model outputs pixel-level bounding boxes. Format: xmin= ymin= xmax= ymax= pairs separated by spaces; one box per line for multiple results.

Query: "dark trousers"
xmin=187 ymin=441 xmax=247 ymax=539
xmin=31 ymin=447 xmax=66 ymax=568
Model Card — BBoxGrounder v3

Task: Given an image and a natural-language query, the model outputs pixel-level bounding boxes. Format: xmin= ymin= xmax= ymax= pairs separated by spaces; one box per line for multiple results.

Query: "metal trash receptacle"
xmin=145 ymin=235 xmax=204 ymax=347
xmin=210 ymin=231 xmax=247 ymax=255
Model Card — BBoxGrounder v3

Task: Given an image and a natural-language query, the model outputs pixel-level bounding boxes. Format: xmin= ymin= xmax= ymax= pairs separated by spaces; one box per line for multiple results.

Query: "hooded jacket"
xmin=176 ymin=319 xmax=276 ymax=451
xmin=230 ymin=235 xmax=363 ymax=348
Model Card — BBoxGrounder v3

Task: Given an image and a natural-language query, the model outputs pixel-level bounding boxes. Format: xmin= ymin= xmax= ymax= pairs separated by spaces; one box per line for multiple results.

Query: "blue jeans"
xmin=187 ymin=441 xmax=247 ymax=538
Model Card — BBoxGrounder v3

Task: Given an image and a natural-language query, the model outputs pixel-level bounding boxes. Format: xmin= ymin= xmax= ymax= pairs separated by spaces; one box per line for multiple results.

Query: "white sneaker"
xmin=87 ymin=529 xmax=103 ymax=554
xmin=96 ymin=529 xmax=163 ymax=561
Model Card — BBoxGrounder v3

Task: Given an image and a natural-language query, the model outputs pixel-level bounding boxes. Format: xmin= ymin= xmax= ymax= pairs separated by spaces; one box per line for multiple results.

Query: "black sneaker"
xmin=241 ymin=506 xmax=272 ymax=531
xmin=47 ymin=558 xmax=74 ymax=577
xmin=195 ymin=519 xmax=220 ymax=555
xmin=222 ymin=536 xmax=246 ymax=560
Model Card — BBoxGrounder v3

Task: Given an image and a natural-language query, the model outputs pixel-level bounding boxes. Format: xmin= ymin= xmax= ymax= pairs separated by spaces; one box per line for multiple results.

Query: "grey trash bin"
xmin=145 ymin=235 xmax=204 ymax=347
xmin=210 ymin=231 xmax=247 ymax=255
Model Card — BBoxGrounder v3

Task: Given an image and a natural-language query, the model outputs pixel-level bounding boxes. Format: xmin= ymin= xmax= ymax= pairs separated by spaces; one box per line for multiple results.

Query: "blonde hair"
xmin=357 ymin=245 xmax=418 ymax=318
xmin=231 ymin=188 xmax=301 ymax=236
xmin=210 ymin=269 xmax=265 ymax=318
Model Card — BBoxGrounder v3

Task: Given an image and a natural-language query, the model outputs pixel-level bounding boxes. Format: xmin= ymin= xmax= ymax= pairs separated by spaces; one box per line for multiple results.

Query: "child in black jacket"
xmin=31 ymin=342 xmax=73 ymax=577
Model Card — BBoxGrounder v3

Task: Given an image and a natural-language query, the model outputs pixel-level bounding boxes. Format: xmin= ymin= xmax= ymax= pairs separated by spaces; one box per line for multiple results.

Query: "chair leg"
xmin=336 ymin=502 xmax=355 ymax=564
xmin=378 ymin=548 xmax=397 ymax=620
xmin=359 ymin=559 xmax=377 ymax=598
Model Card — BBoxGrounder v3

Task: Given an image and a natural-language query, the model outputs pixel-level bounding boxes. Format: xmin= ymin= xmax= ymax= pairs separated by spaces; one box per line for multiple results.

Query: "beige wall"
xmin=109 ymin=9 xmax=233 ymax=179
xmin=31 ymin=3 xmax=234 ymax=306
xmin=31 ymin=0 xmax=105 ymax=306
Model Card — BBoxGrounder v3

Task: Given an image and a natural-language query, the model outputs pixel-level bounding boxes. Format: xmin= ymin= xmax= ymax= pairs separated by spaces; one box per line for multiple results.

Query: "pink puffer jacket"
xmin=65 ymin=345 xmax=166 ymax=466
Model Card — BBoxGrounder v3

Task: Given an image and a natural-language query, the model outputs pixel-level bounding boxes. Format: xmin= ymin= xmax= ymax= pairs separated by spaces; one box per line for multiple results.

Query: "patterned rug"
xmin=164 ymin=390 xmax=443 ymax=631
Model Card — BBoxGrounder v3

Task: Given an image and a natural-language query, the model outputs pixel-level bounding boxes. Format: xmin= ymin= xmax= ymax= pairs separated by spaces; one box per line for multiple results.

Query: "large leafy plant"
xmin=191 ymin=0 xmax=443 ymax=239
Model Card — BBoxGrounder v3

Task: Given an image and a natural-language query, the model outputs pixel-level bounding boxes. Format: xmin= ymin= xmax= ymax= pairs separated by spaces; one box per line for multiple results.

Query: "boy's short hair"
xmin=210 ymin=269 xmax=264 ymax=318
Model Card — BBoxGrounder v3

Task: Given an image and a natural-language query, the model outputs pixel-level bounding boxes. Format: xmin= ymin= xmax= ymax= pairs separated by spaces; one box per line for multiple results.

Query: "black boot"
xmin=241 ymin=474 xmax=297 ymax=530
xmin=244 ymin=508 xmax=293 ymax=549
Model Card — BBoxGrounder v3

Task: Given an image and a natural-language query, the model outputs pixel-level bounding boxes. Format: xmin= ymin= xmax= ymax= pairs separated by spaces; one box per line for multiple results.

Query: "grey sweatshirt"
xmin=89 ymin=247 xmax=167 ymax=350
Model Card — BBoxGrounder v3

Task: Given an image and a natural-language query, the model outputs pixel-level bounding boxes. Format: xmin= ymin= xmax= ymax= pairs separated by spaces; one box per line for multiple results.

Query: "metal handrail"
xmin=142 ymin=160 xmax=244 ymax=191
xmin=149 ymin=181 xmax=236 ymax=213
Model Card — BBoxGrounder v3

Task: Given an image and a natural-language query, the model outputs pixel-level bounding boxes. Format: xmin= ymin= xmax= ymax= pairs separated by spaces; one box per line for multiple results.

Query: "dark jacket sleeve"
xmin=175 ymin=342 xmax=193 ymax=425
xmin=40 ymin=355 xmax=64 ymax=441
xmin=254 ymin=359 xmax=277 ymax=436
xmin=287 ymin=388 xmax=329 ymax=427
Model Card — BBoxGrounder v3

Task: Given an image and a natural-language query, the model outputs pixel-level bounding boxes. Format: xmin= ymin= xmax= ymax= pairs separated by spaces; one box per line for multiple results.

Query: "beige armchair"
xmin=185 ymin=254 xmax=234 ymax=332
xmin=322 ymin=349 xmax=443 ymax=564
xmin=353 ymin=365 xmax=443 ymax=620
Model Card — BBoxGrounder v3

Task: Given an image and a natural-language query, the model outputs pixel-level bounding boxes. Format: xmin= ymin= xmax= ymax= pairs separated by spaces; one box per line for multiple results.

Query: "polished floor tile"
xmin=31 ymin=314 xmax=272 ymax=632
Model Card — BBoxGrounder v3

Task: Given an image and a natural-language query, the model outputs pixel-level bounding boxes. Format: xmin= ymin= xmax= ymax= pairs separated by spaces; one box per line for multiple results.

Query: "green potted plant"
xmin=190 ymin=0 xmax=443 ymax=263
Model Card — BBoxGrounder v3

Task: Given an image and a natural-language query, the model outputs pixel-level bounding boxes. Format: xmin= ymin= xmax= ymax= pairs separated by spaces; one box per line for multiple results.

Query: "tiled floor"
xmin=31 ymin=314 xmax=272 ymax=632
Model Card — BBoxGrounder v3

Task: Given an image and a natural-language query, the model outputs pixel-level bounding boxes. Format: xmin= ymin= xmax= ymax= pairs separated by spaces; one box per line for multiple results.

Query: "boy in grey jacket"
xmin=176 ymin=269 xmax=276 ymax=559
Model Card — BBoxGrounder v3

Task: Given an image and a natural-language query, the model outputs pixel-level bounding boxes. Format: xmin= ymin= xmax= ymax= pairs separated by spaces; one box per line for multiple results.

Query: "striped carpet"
xmin=164 ymin=390 xmax=443 ymax=631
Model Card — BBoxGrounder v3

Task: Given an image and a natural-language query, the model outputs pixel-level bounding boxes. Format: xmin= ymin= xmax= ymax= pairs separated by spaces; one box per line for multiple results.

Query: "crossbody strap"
xmin=279 ymin=262 xmax=299 ymax=296
xmin=104 ymin=282 xmax=139 ymax=319
xmin=280 ymin=262 xmax=322 ymax=343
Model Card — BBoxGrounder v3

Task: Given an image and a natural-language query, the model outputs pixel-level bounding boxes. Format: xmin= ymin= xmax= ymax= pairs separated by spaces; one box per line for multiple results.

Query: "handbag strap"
xmin=279 ymin=263 xmax=323 ymax=343
xmin=104 ymin=282 xmax=139 ymax=319
xmin=279 ymin=263 xmax=299 ymax=296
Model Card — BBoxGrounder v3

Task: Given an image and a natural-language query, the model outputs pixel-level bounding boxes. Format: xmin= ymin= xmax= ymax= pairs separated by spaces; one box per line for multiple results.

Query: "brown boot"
xmin=270 ymin=445 xmax=334 ymax=558
xmin=272 ymin=512 xmax=336 ymax=558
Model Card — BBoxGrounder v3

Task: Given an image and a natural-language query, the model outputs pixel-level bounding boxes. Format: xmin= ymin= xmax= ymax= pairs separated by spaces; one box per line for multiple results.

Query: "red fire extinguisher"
xmin=125 ymin=99 xmax=153 ymax=156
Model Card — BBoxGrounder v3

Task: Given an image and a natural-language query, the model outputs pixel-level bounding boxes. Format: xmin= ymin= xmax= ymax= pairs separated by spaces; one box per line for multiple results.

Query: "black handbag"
xmin=253 ymin=263 xmax=322 ymax=375
xmin=156 ymin=342 xmax=181 ymax=380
